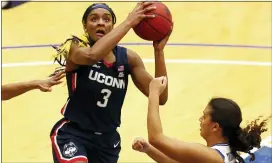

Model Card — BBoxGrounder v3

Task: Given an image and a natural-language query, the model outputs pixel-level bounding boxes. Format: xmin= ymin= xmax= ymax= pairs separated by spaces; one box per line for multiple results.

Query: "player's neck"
xmin=206 ymin=135 xmax=228 ymax=147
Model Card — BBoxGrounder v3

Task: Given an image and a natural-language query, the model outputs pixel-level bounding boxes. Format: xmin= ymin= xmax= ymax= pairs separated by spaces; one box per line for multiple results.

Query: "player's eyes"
xmin=104 ymin=17 xmax=110 ymax=22
xmin=91 ymin=17 xmax=96 ymax=22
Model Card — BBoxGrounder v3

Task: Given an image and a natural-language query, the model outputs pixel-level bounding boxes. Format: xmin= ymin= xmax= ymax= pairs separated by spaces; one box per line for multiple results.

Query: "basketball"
xmin=133 ymin=2 xmax=173 ymax=41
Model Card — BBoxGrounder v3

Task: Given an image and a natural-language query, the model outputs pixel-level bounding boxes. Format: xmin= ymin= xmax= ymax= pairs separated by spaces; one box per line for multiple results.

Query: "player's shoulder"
xmin=114 ymin=46 xmax=141 ymax=64
xmin=114 ymin=45 xmax=129 ymax=54
xmin=119 ymin=46 xmax=139 ymax=58
xmin=211 ymin=144 xmax=234 ymax=163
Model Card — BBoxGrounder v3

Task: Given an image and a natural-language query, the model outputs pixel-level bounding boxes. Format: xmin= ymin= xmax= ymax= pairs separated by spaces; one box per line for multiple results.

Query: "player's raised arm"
xmin=127 ymin=2 xmax=173 ymax=105
xmin=146 ymin=77 xmax=224 ymax=163
xmin=69 ymin=2 xmax=156 ymax=65
xmin=127 ymin=33 xmax=171 ymax=105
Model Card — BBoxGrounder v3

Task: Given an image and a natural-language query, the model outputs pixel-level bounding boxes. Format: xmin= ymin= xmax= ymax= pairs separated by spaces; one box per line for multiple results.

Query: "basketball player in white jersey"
xmin=132 ymin=76 xmax=270 ymax=163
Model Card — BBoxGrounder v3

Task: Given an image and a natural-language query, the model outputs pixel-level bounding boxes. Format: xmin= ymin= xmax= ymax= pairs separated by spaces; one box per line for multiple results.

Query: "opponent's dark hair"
xmin=209 ymin=97 xmax=270 ymax=162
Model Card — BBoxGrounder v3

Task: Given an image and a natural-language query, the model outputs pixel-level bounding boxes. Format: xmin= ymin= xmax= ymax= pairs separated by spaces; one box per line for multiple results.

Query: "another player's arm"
xmin=127 ymin=49 xmax=168 ymax=105
xmin=2 ymin=81 xmax=40 ymax=100
xmin=147 ymin=86 xmax=224 ymax=163
xmin=144 ymin=144 xmax=180 ymax=163
xmin=1 ymin=71 xmax=65 ymax=101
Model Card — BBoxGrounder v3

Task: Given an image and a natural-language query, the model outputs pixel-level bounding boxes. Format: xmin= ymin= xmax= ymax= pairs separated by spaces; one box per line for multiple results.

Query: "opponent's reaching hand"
xmin=149 ymin=76 xmax=168 ymax=95
xmin=37 ymin=70 xmax=65 ymax=92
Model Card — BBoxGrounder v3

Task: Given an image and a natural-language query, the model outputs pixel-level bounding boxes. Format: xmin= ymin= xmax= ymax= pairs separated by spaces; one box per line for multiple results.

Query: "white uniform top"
xmin=211 ymin=143 xmax=236 ymax=163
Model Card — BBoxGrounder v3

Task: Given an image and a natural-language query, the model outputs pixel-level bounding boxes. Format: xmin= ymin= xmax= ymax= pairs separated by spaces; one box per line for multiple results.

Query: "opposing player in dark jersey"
xmin=133 ymin=76 xmax=270 ymax=163
xmin=50 ymin=2 xmax=171 ymax=163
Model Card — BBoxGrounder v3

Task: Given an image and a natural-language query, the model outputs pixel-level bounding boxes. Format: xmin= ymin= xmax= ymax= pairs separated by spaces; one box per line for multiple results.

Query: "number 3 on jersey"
xmin=97 ymin=89 xmax=112 ymax=107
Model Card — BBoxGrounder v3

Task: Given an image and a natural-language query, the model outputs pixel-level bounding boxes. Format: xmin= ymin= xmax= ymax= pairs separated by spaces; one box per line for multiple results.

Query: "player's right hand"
xmin=126 ymin=1 xmax=156 ymax=28
xmin=132 ymin=137 xmax=150 ymax=153
xmin=149 ymin=76 xmax=167 ymax=95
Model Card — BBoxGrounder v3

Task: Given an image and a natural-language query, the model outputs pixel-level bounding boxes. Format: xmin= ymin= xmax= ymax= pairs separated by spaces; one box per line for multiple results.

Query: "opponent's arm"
xmin=132 ymin=138 xmax=180 ymax=163
xmin=2 ymin=71 xmax=65 ymax=101
xmin=147 ymin=77 xmax=224 ymax=163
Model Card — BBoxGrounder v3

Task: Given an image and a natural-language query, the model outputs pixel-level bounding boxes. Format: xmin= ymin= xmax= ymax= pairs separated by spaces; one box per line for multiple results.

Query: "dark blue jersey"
xmin=61 ymin=46 xmax=130 ymax=133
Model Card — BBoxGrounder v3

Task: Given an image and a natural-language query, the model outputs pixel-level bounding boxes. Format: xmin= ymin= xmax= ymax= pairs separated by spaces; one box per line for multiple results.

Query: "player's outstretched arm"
xmin=150 ymin=27 xmax=173 ymax=104
xmin=132 ymin=137 xmax=179 ymax=163
xmin=2 ymin=70 xmax=65 ymax=101
xmin=147 ymin=77 xmax=224 ymax=163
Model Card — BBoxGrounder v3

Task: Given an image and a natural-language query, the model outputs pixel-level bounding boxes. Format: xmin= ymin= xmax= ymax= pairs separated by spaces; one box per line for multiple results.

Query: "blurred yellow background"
xmin=2 ymin=1 xmax=271 ymax=162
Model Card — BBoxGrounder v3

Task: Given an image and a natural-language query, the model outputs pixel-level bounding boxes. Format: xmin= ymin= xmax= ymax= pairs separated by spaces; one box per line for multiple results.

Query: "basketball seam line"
xmin=154 ymin=13 xmax=173 ymax=25
xmin=144 ymin=19 xmax=166 ymax=37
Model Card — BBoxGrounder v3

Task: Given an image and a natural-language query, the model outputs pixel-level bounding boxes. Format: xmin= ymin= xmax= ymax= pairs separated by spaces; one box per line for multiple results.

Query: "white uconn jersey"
xmin=211 ymin=143 xmax=236 ymax=163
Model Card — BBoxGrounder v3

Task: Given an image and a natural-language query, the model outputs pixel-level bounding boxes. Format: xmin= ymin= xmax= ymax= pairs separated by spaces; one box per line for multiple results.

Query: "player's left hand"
xmin=149 ymin=76 xmax=167 ymax=95
xmin=36 ymin=70 xmax=66 ymax=92
xmin=153 ymin=24 xmax=173 ymax=51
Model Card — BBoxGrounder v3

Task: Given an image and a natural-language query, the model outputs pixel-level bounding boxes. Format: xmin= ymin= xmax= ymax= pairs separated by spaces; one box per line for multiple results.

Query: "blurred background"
xmin=1 ymin=1 xmax=271 ymax=162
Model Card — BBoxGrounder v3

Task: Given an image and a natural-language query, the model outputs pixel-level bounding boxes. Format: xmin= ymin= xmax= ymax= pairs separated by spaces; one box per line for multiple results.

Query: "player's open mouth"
xmin=96 ymin=30 xmax=105 ymax=38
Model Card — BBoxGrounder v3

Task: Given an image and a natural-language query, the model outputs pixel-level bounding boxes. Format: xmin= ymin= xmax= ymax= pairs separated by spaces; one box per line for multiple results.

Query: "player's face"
xmin=85 ymin=8 xmax=114 ymax=41
xmin=199 ymin=106 xmax=214 ymax=139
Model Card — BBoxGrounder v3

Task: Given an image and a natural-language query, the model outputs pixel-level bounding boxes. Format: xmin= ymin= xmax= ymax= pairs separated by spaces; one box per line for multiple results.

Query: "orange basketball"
xmin=133 ymin=2 xmax=173 ymax=41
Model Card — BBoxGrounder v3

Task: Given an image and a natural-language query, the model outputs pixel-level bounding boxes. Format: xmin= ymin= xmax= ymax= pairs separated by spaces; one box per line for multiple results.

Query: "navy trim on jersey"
xmin=214 ymin=149 xmax=225 ymax=160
